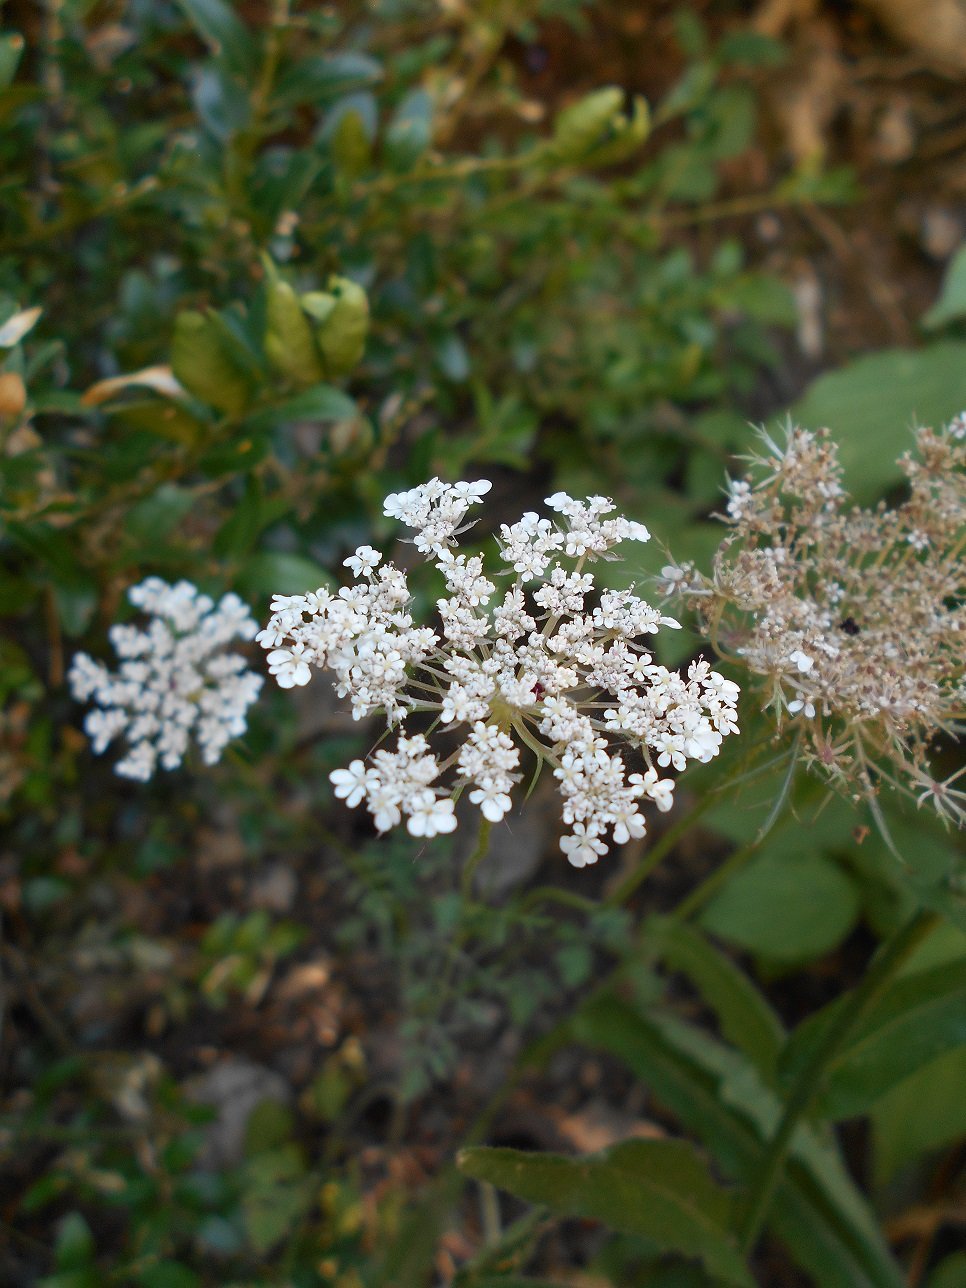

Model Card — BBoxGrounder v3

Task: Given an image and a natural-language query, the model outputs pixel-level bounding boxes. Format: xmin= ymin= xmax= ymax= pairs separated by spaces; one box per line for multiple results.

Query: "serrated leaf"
xmin=573 ymin=996 xmax=904 ymax=1288
xmin=459 ymin=1139 xmax=751 ymax=1288
xmin=649 ymin=917 xmax=785 ymax=1080
xmin=780 ymin=958 xmax=966 ymax=1119
xmin=922 ymin=244 xmax=966 ymax=330
xmin=784 ymin=342 xmax=966 ymax=499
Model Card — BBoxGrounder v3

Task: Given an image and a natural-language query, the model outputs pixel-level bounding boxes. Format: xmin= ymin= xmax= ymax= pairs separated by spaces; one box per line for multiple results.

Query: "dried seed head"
xmin=671 ymin=417 xmax=966 ymax=826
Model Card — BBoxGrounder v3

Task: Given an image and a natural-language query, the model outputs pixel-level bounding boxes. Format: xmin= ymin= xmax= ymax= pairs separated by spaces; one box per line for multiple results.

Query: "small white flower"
xmin=266 ymin=644 xmax=312 ymax=688
xmin=789 ymin=649 xmax=814 ymax=673
xmin=407 ymin=791 xmax=458 ymax=838
xmin=344 ymin=545 xmax=382 ymax=578
xmin=560 ymin=824 xmax=608 ymax=868
xmin=329 ymin=759 xmax=372 ymax=807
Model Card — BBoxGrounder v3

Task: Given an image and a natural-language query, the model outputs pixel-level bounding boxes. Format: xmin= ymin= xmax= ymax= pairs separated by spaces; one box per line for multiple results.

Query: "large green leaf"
xmin=649 ymin=917 xmax=785 ymax=1080
xmin=783 ymin=341 xmax=966 ymax=499
xmin=701 ymin=852 xmax=859 ymax=962
xmin=573 ymin=996 xmax=904 ymax=1288
xmin=459 ymin=1139 xmax=751 ymax=1288
xmin=871 ymin=1047 xmax=966 ymax=1184
xmin=780 ymin=958 xmax=966 ymax=1120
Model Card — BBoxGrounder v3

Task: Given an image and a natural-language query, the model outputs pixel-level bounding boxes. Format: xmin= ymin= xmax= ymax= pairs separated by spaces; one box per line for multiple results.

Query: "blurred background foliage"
xmin=2 ymin=1 xmax=966 ymax=1285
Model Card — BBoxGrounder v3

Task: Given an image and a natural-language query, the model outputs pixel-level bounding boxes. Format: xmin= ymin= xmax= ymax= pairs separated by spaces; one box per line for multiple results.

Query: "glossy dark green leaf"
xmin=459 ymin=1139 xmax=751 ymax=1288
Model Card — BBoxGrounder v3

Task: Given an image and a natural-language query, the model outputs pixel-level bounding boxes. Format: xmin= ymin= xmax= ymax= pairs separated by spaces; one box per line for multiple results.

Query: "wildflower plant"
xmin=666 ymin=415 xmax=966 ymax=825
xmin=69 ymin=578 xmax=263 ymax=781
xmin=258 ymin=479 xmax=740 ymax=866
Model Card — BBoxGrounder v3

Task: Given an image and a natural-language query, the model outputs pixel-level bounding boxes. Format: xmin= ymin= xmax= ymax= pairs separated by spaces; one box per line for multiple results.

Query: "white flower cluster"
xmin=258 ymin=479 xmax=740 ymax=866
xmin=69 ymin=578 xmax=263 ymax=781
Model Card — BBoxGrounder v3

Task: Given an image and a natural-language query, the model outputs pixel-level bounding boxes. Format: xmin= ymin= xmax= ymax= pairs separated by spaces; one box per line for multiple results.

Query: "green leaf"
xmin=263 ymin=265 xmax=323 ymax=388
xmin=140 ymin=1265 xmax=203 ymax=1288
xmin=274 ymin=53 xmax=382 ymax=109
xmin=54 ymin=1212 xmax=95 ymax=1269
xmin=214 ymin=475 xmax=264 ymax=559
xmin=922 ymin=244 xmax=966 ymax=329
xmin=244 ymin=1099 xmax=295 ymax=1156
xmin=176 ymin=0 xmax=257 ymax=78
xmin=124 ymin=485 xmax=196 ymax=544
xmin=0 ymin=32 xmax=24 ymax=89
xmin=785 ymin=341 xmax=966 ymax=499
xmin=237 ymin=552 xmax=331 ymax=598
xmin=780 ymin=958 xmax=966 ymax=1119
xmin=458 ymin=1139 xmax=752 ymax=1288
xmin=701 ymin=852 xmax=859 ymax=962
xmin=649 ymin=917 xmax=785 ymax=1080
xmin=240 ymin=1144 xmax=311 ymax=1253
xmin=191 ymin=64 xmax=252 ymax=141
xmin=171 ymin=311 xmax=251 ymax=416
xmin=871 ymin=1046 xmax=966 ymax=1184
xmin=242 ymin=384 xmax=358 ymax=430
xmin=927 ymin=1252 xmax=966 ymax=1288
xmin=386 ymin=88 xmax=434 ymax=168
xmin=573 ymin=996 xmax=904 ymax=1288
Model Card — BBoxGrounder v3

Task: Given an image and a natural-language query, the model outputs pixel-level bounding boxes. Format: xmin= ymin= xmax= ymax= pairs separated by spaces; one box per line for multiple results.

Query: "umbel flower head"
xmin=69 ymin=578 xmax=263 ymax=781
xmin=258 ymin=479 xmax=740 ymax=866
xmin=665 ymin=415 xmax=966 ymax=824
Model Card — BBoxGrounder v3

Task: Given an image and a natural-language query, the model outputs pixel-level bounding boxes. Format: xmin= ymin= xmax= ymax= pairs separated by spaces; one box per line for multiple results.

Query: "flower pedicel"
xmin=259 ymin=480 xmax=740 ymax=866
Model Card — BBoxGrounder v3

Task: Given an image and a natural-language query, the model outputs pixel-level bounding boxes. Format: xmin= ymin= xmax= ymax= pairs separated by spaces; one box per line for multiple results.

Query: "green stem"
xmin=461 ymin=817 xmax=493 ymax=900
xmin=604 ymin=792 xmax=716 ymax=909
xmin=737 ymin=906 xmax=941 ymax=1254
xmin=673 ymin=837 xmax=761 ymax=923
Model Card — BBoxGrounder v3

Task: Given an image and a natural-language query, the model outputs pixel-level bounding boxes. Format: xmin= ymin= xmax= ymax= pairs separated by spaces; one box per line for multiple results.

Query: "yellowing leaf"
xmin=81 ymin=365 xmax=186 ymax=407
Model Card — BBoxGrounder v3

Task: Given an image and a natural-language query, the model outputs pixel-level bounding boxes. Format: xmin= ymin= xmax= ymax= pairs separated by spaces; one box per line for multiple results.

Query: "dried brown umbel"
xmin=665 ymin=414 xmax=966 ymax=826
